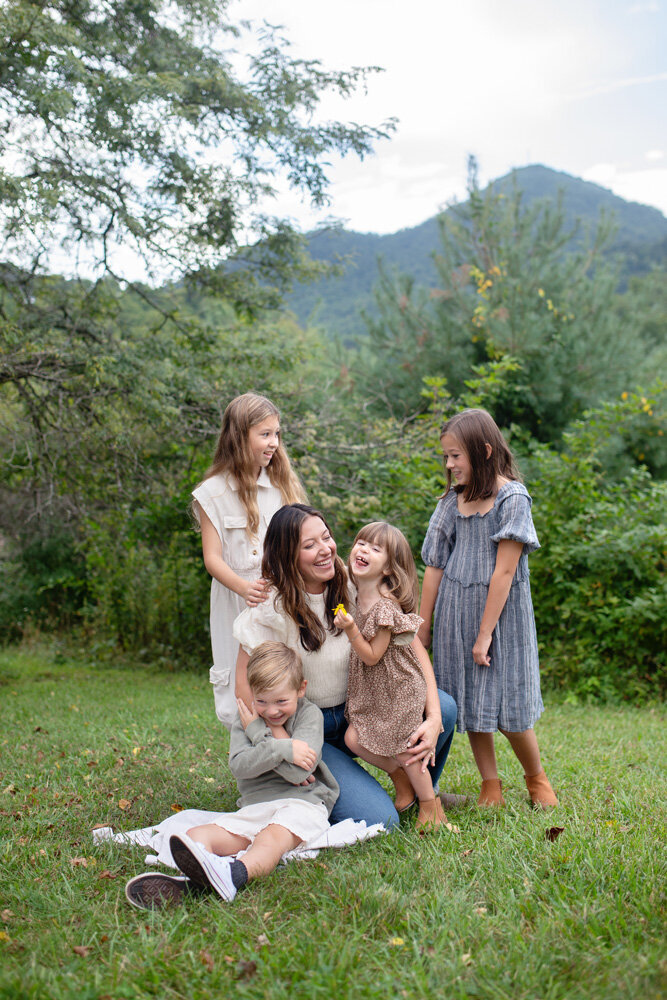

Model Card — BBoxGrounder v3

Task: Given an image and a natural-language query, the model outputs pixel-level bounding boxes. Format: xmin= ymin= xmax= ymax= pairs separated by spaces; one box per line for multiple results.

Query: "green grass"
xmin=1 ymin=644 xmax=665 ymax=1000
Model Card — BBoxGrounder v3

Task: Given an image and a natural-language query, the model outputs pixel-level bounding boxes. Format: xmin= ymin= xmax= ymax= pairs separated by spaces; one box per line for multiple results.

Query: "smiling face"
xmin=297 ymin=515 xmax=337 ymax=593
xmin=252 ymin=679 xmax=307 ymax=727
xmin=441 ymin=431 xmax=472 ymax=487
xmin=248 ymin=416 xmax=281 ymax=476
xmin=349 ymin=536 xmax=389 ymax=584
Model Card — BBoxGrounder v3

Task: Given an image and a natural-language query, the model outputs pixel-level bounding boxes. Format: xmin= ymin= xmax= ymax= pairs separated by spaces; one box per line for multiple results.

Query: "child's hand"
xmin=291 ymin=739 xmax=318 ymax=771
xmin=472 ymin=631 xmax=492 ymax=667
xmin=237 ymin=697 xmax=260 ymax=729
xmin=245 ymin=577 xmax=269 ymax=607
xmin=333 ymin=607 xmax=355 ymax=632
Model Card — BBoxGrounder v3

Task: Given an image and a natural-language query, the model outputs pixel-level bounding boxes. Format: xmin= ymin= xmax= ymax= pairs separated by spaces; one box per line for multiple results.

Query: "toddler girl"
xmin=192 ymin=393 xmax=305 ymax=727
xmin=335 ymin=522 xmax=451 ymax=830
xmin=418 ymin=408 xmax=558 ymax=808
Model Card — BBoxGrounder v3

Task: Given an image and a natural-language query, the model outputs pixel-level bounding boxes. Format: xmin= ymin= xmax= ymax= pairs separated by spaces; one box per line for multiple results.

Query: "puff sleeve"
xmin=421 ymin=490 xmax=458 ymax=569
xmin=490 ymin=485 xmax=540 ymax=554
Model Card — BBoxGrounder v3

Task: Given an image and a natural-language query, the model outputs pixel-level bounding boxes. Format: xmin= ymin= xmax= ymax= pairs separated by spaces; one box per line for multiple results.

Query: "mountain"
xmin=286 ymin=164 xmax=667 ymax=341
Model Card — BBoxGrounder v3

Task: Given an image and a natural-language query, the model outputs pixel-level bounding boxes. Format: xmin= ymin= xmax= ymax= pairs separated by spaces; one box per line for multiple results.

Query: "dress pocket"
xmin=222 ymin=515 xmax=252 ymax=571
xmin=209 ymin=666 xmax=236 ymax=728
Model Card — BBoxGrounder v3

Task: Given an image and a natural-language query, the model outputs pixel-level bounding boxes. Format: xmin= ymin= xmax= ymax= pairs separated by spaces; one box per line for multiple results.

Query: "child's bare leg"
xmin=187 ymin=823 xmax=250 ymax=857
xmin=498 ymin=727 xmax=541 ymax=775
xmin=499 ymin=727 xmax=558 ymax=806
xmin=345 ymin=724 xmax=416 ymax=810
xmin=467 ymin=732 xmax=498 ymax=779
xmin=241 ymin=824 xmax=302 ymax=881
xmin=395 ymin=750 xmax=437 ymax=804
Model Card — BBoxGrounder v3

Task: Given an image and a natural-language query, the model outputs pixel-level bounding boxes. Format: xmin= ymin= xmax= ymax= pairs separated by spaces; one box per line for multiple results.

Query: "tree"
xmin=0 ymin=0 xmax=393 ymax=517
xmin=362 ymin=159 xmax=646 ymax=440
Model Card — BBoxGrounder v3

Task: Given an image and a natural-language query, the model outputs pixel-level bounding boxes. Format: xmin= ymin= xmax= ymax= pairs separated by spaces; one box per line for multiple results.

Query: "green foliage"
xmin=362 ymin=159 xmax=648 ymax=439
xmin=528 ymin=387 xmax=666 ymax=702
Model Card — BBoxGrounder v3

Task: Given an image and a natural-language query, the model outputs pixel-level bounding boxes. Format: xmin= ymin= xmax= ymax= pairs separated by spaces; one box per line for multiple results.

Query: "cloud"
xmin=572 ymin=72 xmax=667 ymax=100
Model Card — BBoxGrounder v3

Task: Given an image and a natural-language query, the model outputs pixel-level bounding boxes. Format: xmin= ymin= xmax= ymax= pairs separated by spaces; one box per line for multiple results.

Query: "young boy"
xmin=125 ymin=642 xmax=338 ymax=907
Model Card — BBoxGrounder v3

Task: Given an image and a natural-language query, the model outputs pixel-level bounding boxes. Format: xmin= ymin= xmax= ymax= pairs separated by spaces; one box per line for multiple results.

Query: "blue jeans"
xmin=321 ymin=690 xmax=457 ymax=831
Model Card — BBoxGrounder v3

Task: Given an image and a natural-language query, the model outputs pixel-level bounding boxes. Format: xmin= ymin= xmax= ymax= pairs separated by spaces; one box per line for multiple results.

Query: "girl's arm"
xmin=473 ymin=540 xmax=524 ymax=666
xmin=417 ymin=566 xmax=444 ymax=648
xmin=402 ymin=636 xmax=443 ymax=772
xmin=333 ymin=610 xmax=391 ymax=666
xmin=198 ymin=505 xmax=267 ymax=606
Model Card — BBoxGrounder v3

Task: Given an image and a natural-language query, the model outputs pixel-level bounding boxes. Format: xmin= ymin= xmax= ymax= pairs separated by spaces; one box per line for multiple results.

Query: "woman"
xmin=233 ymin=504 xmax=457 ymax=830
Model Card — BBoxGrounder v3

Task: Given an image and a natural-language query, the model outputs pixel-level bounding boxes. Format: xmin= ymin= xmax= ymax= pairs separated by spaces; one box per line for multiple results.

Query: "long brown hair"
xmin=349 ymin=521 xmax=419 ymax=614
xmin=262 ymin=504 xmax=349 ymax=653
xmin=200 ymin=393 xmax=305 ymax=537
xmin=441 ymin=408 xmax=520 ymax=502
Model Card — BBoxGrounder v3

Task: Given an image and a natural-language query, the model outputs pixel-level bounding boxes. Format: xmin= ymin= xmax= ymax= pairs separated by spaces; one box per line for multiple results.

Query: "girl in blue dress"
xmin=418 ymin=409 xmax=558 ymax=808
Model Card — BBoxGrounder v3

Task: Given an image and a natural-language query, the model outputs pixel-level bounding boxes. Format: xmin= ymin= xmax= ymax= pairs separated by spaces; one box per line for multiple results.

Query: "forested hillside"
xmin=1 ymin=3 xmax=664 ymax=704
xmin=287 ymin=164 xmax=667 ymax=341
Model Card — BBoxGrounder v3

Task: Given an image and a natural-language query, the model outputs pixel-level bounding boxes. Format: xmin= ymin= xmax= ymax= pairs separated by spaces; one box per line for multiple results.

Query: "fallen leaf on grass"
xmin=171 ymin=803 xmax=184 ymax=812
xmin=461 ymin=952 xmax=473 ymax=966
xmin=118 ymin=799 xmax=131 ymax=811
xmin=546 ymin=826 xmax=565 ymax=842
xmin=92 ymin=823 xmax=110 ymax=831
xmin=98 ymin=870 xmax=117 ymax=880
xmin=445 ymin=822 xmax=460 ymax=834
xmin=461 ymin=848 xmax=473 ymax=857
xmin=2 ymin=785 xmax=15 ymax=795
xmin=1 ymin=910 xmax=13 ymax=922
xmin=72 ymin=945 xmax=90 ymax=957
xmin=69 ymin=857 xmax=88 ymax=868
xmin=473 ymin=907 xmax=487 ymax=916
xmin=199 ymin=950 xmax=214 ymax=971
xmin=0 ymin=931 xmax=10 ymax=943
xmin=235 ymin=960 xmax=257 ymax=980
xmin=256 ymin=934 xmax=269 ymax=947
xmin=262 ymin=911 xmax=273 ymax=921
xmin=223 ymin=955 xmax=234 ymax=964
xmin=389 ymin=937 xmax=405 ymax=947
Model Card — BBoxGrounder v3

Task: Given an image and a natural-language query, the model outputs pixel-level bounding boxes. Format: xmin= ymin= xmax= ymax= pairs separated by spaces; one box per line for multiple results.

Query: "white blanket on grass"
xmin=93 ymin=809 xmax=385 ymax=868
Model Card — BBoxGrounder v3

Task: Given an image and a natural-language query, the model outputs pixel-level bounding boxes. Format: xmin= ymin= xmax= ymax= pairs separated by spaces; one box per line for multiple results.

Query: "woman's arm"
xmin=473 ymin=539 xmax=524 ymax=666
xmin=234 ymin=648 xmax=253 ymax=708
xmin=198 ymin=505 xmax=267 ymax=606
xmin=417 ymin=566 xmax=443 ymax=649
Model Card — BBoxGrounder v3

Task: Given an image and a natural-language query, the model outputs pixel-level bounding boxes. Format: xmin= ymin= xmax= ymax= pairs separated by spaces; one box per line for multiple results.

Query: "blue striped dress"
xmin=421 ymin=482 xmax=544 ymax=733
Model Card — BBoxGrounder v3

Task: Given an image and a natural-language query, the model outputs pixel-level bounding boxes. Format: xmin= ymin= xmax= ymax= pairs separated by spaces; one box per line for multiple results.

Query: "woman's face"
xmin=297 ymin=515 xmax=337 ymax=593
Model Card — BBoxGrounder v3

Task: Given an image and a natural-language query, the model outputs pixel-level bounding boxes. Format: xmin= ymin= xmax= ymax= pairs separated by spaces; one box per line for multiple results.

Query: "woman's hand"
xmin=245 ymin=577 xmax=269 ymax=607
xmin=403 ymin=715 xmax=442 ymax=773
xmin=237 ymin=697 xmax=259 ymax=730
xmin=472 ymin=630 xmax=492 ymax=666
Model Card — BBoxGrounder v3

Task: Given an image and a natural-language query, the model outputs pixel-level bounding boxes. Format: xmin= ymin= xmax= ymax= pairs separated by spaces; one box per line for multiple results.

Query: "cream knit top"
xmin=233 ymin=590 xmax=351 ymax=708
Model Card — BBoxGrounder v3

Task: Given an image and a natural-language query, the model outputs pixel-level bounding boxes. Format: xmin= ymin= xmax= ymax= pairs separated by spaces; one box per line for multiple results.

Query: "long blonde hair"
xmin=201 ymin=393 xmax=305 ymax=538
xmin=349 ymin=521 xmax=419 ymax=614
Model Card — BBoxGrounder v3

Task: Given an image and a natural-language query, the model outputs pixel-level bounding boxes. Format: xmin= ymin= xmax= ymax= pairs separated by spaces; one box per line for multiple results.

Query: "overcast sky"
xmin=236 ymin=0 xmax=667 ymax=234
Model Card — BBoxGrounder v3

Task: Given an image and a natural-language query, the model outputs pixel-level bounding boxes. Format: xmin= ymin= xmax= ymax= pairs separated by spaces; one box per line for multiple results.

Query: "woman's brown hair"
xmin=262 ymin=504 xmax=349 ymax=653
xmin=441 ymin=408 xmax=520 ymax=502
xmin=197 ymin=393 xmax=305 ymax=538
xmin=349 ymin=522 xmax=419 ymax=614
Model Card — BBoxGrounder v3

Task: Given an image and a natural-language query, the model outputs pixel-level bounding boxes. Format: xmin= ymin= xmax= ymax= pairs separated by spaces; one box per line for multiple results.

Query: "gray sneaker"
xmin=169 ymin=834 xmax=237 ymax=901
xmin=124 ymin=872 xmax=207 ymax=910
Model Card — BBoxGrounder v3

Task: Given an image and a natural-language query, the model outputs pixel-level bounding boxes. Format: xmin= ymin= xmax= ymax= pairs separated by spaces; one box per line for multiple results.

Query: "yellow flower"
xmin=332 ymin=604 xmax=347 ymax=616
xmin=538 ymin=288 xmax=545 ymax=297
xmin=621 ymin=392 xmax=628 ymax=400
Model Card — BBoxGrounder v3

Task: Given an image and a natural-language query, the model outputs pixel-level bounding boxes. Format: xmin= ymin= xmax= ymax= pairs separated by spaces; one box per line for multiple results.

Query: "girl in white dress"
xmin=191 ymin=393 xmax=305 ymax=727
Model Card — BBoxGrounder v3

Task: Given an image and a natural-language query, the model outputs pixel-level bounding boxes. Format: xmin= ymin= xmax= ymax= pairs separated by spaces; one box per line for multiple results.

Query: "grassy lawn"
xmin=0 ymin=644 xmax=665 ymax=1000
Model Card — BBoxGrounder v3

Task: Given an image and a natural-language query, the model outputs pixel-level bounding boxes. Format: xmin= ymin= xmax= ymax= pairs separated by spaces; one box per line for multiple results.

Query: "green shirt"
xmin=228 ymin=697 xmax=339 ymax=815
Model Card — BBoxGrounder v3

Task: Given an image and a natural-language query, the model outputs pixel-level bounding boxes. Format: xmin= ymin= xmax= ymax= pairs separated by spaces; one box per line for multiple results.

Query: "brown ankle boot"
xmin=477 ymin=778 xmax=505 ymax=807
xmin=525 ymin=769 xmax=558 ymax=808
xmin=389 ymin=767 xmax=416 ymax=813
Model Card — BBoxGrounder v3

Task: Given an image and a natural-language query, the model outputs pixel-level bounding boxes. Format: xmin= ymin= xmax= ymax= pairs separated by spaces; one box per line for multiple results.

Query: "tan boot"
xmin=389 ymin=766 xmax=416 ymax=813
xmin=525 ymin=769 xmax=558 ymax=808
xmin=477 ymin=778 xmax=505 ymax=807
xmin=416 ymin=797 xmax=455 ymax=832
